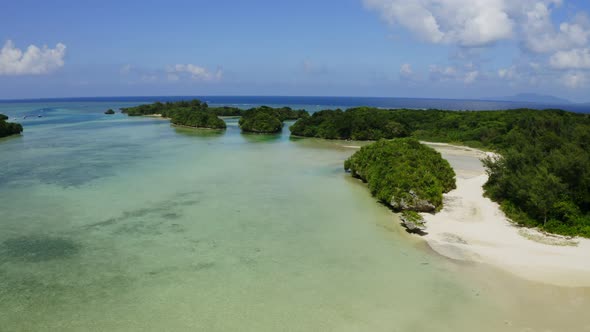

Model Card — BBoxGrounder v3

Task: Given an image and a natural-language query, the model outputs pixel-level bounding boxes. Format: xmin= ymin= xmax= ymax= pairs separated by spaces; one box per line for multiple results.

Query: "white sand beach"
xmin=424 ymin=143 xmax=590 ymax=287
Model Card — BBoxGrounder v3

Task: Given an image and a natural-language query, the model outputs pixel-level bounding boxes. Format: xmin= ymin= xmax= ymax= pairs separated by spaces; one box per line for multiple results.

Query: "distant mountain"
xmin=484 ymin=93 xmax=572 ymax=105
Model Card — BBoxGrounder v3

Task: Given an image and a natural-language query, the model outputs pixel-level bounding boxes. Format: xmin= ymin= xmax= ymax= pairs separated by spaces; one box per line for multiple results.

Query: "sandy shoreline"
xmin=423 ymin=142 xmax=590 ymax=287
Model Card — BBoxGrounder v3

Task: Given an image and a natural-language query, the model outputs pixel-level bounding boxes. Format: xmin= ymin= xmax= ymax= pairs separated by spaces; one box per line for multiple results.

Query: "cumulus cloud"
xmin=560 ymin=71 xmax=587 ymax=88
xmin=166 ymin=64 xmax=222 ymax=81
xmin=364 ymin=0 xmax=514 ymax=46
xmin=120 ymin=64 xmax=132 ymax=75
xmin=367 ymin=0 xmax=590 ymax=93
xmin=399 ymin=63 xmax=413 ymax=78
xmin=498 ymin=66 xmax=518 ymax=80
xmin=0 ymin=40 xmax=66 ymax=75
xmin=550 ymin=48 xmax=590 ymax=69
xmin=521 ymin=3 xmax=590 ymax=53
xmin=429 ymin=65 xmax=478 ymax=84
xmin=364 ymin=0 xmax=590 ymax=53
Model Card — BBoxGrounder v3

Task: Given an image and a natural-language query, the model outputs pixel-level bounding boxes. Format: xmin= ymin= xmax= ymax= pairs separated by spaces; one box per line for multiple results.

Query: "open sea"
xmin=0 ymin=97 xmax=589 ymax=331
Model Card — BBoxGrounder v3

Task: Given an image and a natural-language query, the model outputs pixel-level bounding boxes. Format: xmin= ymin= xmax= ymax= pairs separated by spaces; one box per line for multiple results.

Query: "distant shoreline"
xmin=1 ymin=96 xmax=588 ymax=113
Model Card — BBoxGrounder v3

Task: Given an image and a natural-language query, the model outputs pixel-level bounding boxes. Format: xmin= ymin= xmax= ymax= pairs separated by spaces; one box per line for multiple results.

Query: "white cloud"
xmin=560 ymin=71 xmax=587 ymax=88
xmin=498 ymin=66 xmax=517 ymax=80
xmin=429 ymin=65 xmax=478 ymax=84
xmin=464 ymin=70 xmax=479 ymax=84
xmin=364 ymin=0 xmax=513 ymax=46
xmin=120 ymin=64 xmax=132 ymax=75
xmin=550 ymin=48 xmax=590 ymax=69
xmin=364 ymin=0 xmax=590 ymax=53
xmin=0 ymin=40 xmax=66 ymax=75
xmin=166 ymin=64 xmax=222 ymax=81
xmin=521 ymin=3 xmax=590 ymax=53
xmin=399 ymin=63 xmax=413 ymax=78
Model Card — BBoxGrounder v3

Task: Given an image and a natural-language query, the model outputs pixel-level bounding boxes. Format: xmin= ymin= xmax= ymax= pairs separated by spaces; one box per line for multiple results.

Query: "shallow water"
xmin=1 ymin=102 xmax=589 ymax=331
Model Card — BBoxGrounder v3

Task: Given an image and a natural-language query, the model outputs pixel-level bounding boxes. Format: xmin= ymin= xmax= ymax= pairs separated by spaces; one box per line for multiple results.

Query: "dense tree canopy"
xmin=290 ymin=107 xmax=407 ymax=140
xmin=238 ymin=106 xmax=309 ymax=133
xmin=239 ymin=107 xmax=284 ymax=133
xmin=208 ymin=106 xmax=243 ymax=116
xmin=121 ymin=99 xmax=226 ymax=129
xmin=121 ymin=100 xmax=309 ymax=132
xmin=171 ymin=109 xmax=226 ymax=129
xmin=345 ymin=138 xmax=456 ymax=212
xmin=293 ymin=107 xmax=590 ymax=237
xmin=0 ymin=114 xmax=23 ymax=138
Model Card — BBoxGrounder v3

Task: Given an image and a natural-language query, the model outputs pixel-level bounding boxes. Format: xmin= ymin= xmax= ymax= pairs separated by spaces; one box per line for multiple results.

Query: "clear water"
xmin=1 ymin=101 xmax=589 ymax=331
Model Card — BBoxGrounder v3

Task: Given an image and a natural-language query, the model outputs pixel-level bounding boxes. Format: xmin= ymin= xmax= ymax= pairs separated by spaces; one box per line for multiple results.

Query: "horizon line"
xmin=0 ymin=94 xmax=584 ymax=105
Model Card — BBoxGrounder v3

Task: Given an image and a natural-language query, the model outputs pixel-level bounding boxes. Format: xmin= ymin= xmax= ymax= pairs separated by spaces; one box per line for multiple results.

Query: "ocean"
xmin=0 ymin=97 xmax=589 ymax=331
xmin=2 ymin=95 xmax=589 ymax=113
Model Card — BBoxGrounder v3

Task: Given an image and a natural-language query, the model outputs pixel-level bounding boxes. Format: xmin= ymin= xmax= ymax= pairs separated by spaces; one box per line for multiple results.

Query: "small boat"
xmin=38 ymin=114 xmax=43 ymax=118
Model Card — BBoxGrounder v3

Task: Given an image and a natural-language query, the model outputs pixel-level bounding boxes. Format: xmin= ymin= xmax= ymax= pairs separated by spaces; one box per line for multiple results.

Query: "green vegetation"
xmin=208 ymin=106 xmax=243 ymax=117
xmin=401 ymin=211 xmax=426 ymax=232
xmin=104 ymin=109 xmax=115 ymax=115
xmin=480 ymin=111 xmax=590 ymax=237
xmin=239 ymin=107 xmax=283 ymax=133
xmin=121 ymin=99 xmax=205 ymax=117
xmin=295 ymin=107 xmax=590 ymax=237
xmin=120 ymin=100 xmax=309 ymax=132
xmin=238 ymin=106 xmax=309 ymax=134
xmin=290 ymin=108 xmax=407 ymax=140
xmin=171 ymin=109 xmax=226 ymax=129
xmin=121 ymin=99 xmax=226 ymax=130
xmin=344 ymin=138 xmax=456 ymax=212
xmin=0 ymin=114 xmax=23 ymax=138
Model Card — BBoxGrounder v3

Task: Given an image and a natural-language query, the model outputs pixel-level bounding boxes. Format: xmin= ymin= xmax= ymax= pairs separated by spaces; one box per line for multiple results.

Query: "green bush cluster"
xmin=121 ymin=100 xmax=309 ymax=132
xmin=0 ymin=114 xmax=23 ymax=138
xmin=121 ymin=99 xmax=226 ymax=129
xmin=290 ymin=107 xmax=407 ymax=140
xmin=171 ymin=109 xmax=226 ymax=129
xmin=239 ymin=107 xmax=284 ymax=133
xmin=238 ymin=106 xmax=309 ymax=133
xmin=344 ymin=138 xmax=456 ymax=211
xmin=480 ymin=111 xmax=590 ymax=237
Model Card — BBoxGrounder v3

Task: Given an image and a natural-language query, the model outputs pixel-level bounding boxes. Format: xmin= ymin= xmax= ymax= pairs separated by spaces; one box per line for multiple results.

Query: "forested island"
xmin=292 ymin=107 xmax=590 ymax=237
xmin=121 ymin=99 xmax=226 ymax=129
xmin=0 ymin=114 xmax=23 ymax=138
xmin=345 ymin=138 xmax=456 ymax=214
xmin=171 ymin=109 xmax=226 ymax=129
xmin=238 ymin=106 xmax=309 ymax=133
xmin=120 ymin=99 xmax=309 ymax=132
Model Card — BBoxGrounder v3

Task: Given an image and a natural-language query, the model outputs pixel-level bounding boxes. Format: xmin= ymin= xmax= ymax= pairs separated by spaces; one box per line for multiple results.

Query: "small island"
xmin=239 ymin=106 xmax=309 ymax=134
xmin=345 ymin=138 xmax=456 ymax=216
xmin=121 ymin=99 xmax=227 ymax=130
xmin=0 ymin=114 xmax=23 ymax=138
xmin=104 ymin=109 xmax=115 ymax=115
xmin=121 ymin=100 xmax=309 ymax=133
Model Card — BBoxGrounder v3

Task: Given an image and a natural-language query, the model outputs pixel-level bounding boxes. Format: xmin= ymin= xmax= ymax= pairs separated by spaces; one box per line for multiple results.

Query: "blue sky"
xmin=1 ymin=0 xmax=590 ymax=101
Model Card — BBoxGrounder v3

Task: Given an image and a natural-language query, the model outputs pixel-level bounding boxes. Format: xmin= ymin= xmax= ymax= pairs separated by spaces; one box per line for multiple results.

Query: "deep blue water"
xmin=1 ymin=95 xmax=589 ymax=113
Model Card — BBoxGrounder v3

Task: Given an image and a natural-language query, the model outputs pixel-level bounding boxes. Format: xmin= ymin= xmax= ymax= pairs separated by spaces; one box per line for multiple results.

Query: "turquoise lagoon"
xmin=0 ymin=101 xmax=589 ymax=331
